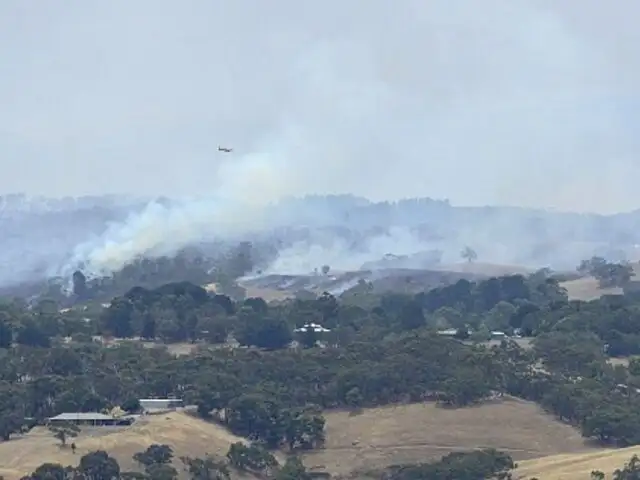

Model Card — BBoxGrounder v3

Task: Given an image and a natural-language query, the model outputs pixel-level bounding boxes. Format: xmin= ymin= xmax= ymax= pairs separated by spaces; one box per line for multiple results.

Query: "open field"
xmin=515 ymin=445 xmax=640 ymax=480
xmin=301 ymin=398 xmax=595 ymax=477
xmin=0 ymin=411 xmax=259 ymax=480
xmin=560 ymin=276 xmax=622 ymax=301
xmin=0 ymin=400 xmax=602 ymax=479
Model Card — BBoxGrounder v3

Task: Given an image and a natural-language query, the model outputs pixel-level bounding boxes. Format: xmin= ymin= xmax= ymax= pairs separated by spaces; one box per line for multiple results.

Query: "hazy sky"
xmin=1 ymin=1 xmax=639 ymax=213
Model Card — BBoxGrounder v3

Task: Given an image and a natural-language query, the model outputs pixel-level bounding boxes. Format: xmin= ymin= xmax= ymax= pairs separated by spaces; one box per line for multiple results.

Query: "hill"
xmin=301 ymin=398 xmax=594 ymax=477
xmin=516 ymin=446 xmax=640 ymax=480
xmin=0 ymin=411 xmax=260 ymax=480
xmin=0 ymin=401 xmax=600 ymax=480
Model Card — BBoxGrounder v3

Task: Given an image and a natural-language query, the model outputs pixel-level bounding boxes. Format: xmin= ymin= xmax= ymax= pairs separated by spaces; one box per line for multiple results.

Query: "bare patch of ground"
xmin=301 ymin=398 xmax=595 ymax=477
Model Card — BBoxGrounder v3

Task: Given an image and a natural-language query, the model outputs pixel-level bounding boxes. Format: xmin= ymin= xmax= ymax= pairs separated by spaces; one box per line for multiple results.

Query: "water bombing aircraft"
xmin=218 ymin=146 xmax=233 ymax=153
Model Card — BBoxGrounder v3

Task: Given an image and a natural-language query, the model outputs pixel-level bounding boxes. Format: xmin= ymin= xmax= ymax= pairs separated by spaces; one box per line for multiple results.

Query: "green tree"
xmin=180 ymin=455 xmax=230 ymax=480
xmin=145 ymin=463 xmax=178 ymax=480
xmin=276 ymin=457 xmax=310 ymax=480
xmin=78 ymin=450 xmax=121 ymax=480
xmin=235 ymin=314 xmax=292 ymax=350
xmin=28 ymin=463 xmax=68 ymax=480
xmin=226 ymin=442 xmax=277 ymax=475
xmin=133 ymin=444 xmax=173 ymax=467
xmin=614 ymin=454 xmax=640 ymax=480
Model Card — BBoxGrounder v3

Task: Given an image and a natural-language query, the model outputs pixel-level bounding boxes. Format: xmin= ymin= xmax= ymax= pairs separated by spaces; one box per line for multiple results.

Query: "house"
xmin=138 ymin=398 xmax=184 ymax=413
xmin=294 ymin=323 xmax=331 ymax=333
xmin=47 ymin=412 xmax=133 ymax=426
xmin=437 ymin=328 xmax=458 ymax=336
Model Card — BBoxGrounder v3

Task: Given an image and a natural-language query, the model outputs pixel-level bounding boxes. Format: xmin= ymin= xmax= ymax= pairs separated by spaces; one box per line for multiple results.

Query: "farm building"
xmin=48 ymin=412 xmax=133 ymax=426
xmin=139 ymin=398 xmax=184 ymax=412
xmin=294 ymin=323 xmax=330 ymax=333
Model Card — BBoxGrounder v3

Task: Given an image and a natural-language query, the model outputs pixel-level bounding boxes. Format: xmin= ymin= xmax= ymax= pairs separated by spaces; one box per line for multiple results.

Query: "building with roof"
xmin=138 ymin=398 xmax=184 ymax=413
xmin=47 ymin=412 xmax=133 ymax=426
xmin=294 ymin=323 xmax=330 ymax=333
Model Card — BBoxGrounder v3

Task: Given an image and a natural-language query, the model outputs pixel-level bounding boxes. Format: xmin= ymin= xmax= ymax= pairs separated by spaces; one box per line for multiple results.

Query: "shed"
xmin=138 ymin=398 xmax=184 ymax=412
xmin=48 ymin=412 xmax=132 ymax=426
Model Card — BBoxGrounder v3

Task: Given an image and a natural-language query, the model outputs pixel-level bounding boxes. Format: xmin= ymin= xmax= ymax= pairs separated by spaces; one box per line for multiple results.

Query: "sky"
xmin=1 ymin=0 xmax=639 ymax=213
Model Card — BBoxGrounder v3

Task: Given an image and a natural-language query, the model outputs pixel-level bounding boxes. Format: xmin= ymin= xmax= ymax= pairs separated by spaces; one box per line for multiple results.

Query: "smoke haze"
xmin=2 ymin=1 xmax=640 ymax=280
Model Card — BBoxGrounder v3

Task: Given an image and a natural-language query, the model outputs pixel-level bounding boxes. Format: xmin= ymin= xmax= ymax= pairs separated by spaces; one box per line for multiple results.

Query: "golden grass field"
xmin=301 ymin=398 xmax=594 ymax=477
xmin=560 ymin=276 xmax=622 ymax=301
xmin=0 ymin=411 xmax=259 ymax=480
xmin=0 ymin=399 xmax=603 ymax=480
xmin=515 ymin=446 xmax=640 ymax=480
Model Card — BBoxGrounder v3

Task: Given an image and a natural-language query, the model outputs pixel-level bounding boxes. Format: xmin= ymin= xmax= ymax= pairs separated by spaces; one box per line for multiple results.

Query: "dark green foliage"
xmin=7 ymin=265 xmax=640 ymax=473
xmin=78 ymin=450 xmax=121 ymax=480
xmin=226 ymin=442 xmax=277 ymax=474
xmin=181 ymin=454 xmax=230 ymax=480
xmin=578 ymin=256 xmax=634 ymax=288
xmin=613 ymin=454 xmax=640 ymax=480
xmin=381 ymin=449 xmax=515 ymax=480
xmin=133 ymin=444 xmax=173 ymax=467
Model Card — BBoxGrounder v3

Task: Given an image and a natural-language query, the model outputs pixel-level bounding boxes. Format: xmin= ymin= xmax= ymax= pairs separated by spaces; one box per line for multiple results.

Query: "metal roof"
xmin=138 ymin=398 xmax=182 ymax=402
xmin=49 ymin=412 xmax=115 ymax=421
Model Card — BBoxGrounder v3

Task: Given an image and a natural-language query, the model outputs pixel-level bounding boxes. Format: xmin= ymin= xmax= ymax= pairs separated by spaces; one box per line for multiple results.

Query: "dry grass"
xmin=515 ymin=446 xmax=640 ymax=479
xmin=560 ymin=276 xmax=622 ymax=301
xmin=0 ymin=412 xmax=255 ymax=480
xmin=301 ymin=398 xmax=594 ymax=477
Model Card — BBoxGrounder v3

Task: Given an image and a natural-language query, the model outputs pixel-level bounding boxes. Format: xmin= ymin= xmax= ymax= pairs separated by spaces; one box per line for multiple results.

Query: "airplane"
xmin=218 ymin=146 xmax=233 ymax=153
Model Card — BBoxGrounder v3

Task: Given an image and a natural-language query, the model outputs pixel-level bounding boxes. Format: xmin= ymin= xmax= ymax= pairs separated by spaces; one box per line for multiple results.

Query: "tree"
xmin=276 ymin=457 xmax=310 ymax=480
xmin=321 ymin=265 xmax=330 ymax=276
xmin=28 ymin=463 xmax=68 ymax=480
xmin=121 ymin=397 xmax=141 ymax=413
xmin=133 ymin=444 xmax=173 ymax=467
xmin=78 ymin=451 xmax=121 ymax=480
xmin=614 ymin=454 xmax=640 ymax=480
xmin=180 ymin=455 xmax=230 ymax=480
xmin=577 ymin=256 xmax=634 ymax=288
xmin=72 ymin=270 xmax=88 ymax=298
xmin=398 ymin=301 xmax=425 ymax=330
xmin=461 ymin=246 xmax=478 ymax=263
xmin=145 ymin=463 xmax=178 ymax=480
xmin=283 ymin=409 xmax=326 ymax=450
xmin=235 ymin=314 xmax=292 ymax=350
xmin=49 ymin=421 xmax=80 ymax=447
xmin=0 ymin=320 xmax=12 ymax=348
xmin=226 ymin=443 xmax=277 ymax=475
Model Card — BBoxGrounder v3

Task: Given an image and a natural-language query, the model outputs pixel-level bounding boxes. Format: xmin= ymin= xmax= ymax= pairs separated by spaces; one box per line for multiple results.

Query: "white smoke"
xmin=16 ymin=0 xmax=640 ymax=279
xmin=61 ymin=151 xmax=291 ymax=277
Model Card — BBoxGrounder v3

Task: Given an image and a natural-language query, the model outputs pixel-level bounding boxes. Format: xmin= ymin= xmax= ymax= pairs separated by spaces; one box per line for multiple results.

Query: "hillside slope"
xmin=302 ymin=399 xmax=595 ymax=477
xmin=0 ymin=411 xmax=256 ymax=480
xmin=516 ymin=446 xmax=640 ymax=479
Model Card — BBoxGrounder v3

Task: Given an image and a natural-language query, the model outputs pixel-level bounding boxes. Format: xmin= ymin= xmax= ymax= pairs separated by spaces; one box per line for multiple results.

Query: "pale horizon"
xmin=1 ymin=1 xmax=640 ymax=214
